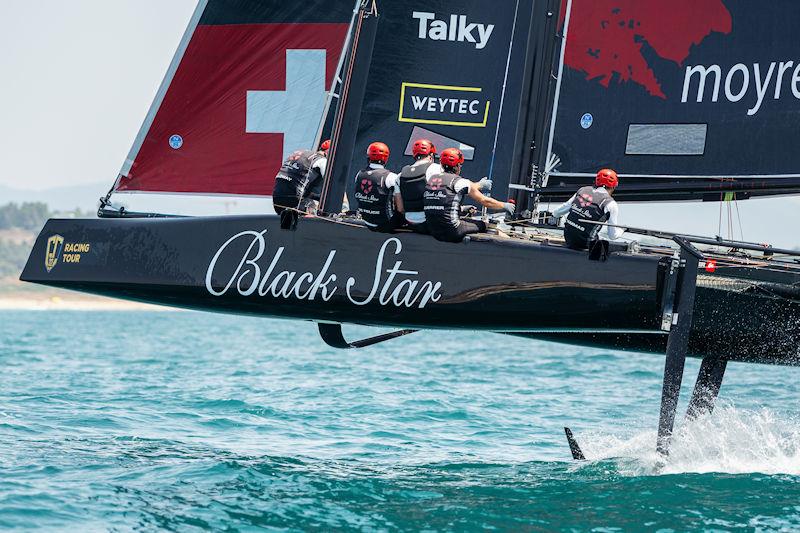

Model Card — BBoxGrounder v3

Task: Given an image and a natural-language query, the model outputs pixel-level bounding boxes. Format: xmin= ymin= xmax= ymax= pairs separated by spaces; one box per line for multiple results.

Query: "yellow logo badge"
xmin=45 ymin=235 xmax=64 ymax=273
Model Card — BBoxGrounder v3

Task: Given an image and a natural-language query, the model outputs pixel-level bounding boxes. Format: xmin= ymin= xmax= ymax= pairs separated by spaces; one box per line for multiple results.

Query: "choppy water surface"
xmin=1 ymin=310 xmax=799 ymax=531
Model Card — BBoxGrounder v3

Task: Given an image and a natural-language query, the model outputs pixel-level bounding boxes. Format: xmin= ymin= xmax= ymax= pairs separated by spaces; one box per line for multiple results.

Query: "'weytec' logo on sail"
xmin=399 ymin=83 xmax=491 ymax=128
xmin=205 ymin=231 xmax=443 ymax=309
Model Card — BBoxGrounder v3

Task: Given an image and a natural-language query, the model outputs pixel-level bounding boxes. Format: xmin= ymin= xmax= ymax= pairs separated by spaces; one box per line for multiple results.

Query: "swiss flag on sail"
xmin=117 ymin=23 xmax=348 ymax=196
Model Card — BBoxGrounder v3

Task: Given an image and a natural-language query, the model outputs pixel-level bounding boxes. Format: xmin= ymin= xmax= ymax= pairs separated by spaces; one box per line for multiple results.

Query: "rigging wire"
xmin=483 ymin=0 xmax=522 ymax=220
xmin=728 ymin=197 xmax=733 ymax=240
xmin=734 ymin=195 xmax=745 ymax=242
xmin=487 ymin=0 xmax=522 ymax=181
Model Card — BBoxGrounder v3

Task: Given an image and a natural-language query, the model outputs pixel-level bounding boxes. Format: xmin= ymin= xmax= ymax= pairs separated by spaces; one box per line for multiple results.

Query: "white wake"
xmin=578 ymin=403 xmax=800 ymax=476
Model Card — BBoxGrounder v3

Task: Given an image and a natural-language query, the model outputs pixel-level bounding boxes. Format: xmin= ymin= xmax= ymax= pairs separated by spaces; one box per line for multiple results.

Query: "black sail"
xmin=343 ymin=0 xmax=540 ymax=202
xmin=530 ymin=0 xmax=800 ymax=204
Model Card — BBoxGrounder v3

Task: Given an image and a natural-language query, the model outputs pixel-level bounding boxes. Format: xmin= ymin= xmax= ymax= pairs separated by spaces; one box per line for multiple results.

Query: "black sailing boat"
xmin=20 ymin=0 xmax=800 ymax=454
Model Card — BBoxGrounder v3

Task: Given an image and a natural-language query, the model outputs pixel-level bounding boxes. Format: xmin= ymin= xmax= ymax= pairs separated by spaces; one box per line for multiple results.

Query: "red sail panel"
xmin=118 ymin=24 xmax=348 ymax=195
xmin=559 ymin=0 xmax=731 ymax=100
xmin=117 ymin=21 xmax=348 ymax=195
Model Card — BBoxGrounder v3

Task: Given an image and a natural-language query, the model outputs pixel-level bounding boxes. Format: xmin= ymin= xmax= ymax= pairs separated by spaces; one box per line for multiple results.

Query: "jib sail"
xmin=106 ymin=0 xmax=356 ymax=214
xmin=531 ymin=0 xmax=800 ymax=203
xmin=337 ymin=0 xmax=545 ymax=203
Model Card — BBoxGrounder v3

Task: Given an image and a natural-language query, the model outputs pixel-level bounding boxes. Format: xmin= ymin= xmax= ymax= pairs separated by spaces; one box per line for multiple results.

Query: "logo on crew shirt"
xmin=413 ymin=12 xmax=495 ymax=50
xmin=399 ymin=83 xmax=491 ymax=128
xmin=427 ymin=177 xmax=444 ymax=190
xmin=577 ymin=193 xmax=594 ymax=208
xmin=360 ymin=179 xmax=374 ymax=195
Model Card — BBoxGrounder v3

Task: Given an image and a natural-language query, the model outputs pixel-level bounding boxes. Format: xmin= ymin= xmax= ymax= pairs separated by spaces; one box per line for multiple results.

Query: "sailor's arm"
xmin=467 ymin=184 xmax=514 ymax=215
xmin=386 ymin=173 xmax=405 ymax=214
xmin=312 ymin=157 xmax=327 ymax=176
xmin=604 ymin=201 xmax=625 ymax=240
xmin=304 ymin=158 xmax=327 ymax=199
xmin=552 ymin=195 xmax=576 ymax=218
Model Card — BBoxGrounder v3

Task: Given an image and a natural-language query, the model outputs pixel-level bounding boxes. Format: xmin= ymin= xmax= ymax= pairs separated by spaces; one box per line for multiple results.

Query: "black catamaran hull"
xmin=21 ymin=216 xmax=800 ymax=366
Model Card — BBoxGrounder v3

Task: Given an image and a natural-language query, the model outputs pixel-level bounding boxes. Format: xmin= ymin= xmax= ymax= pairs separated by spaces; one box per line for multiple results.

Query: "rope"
xmin=273 ymin=203 xmax=367 ymax=229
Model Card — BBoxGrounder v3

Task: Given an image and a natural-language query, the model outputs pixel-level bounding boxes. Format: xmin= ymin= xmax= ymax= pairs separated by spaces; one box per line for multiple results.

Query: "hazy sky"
xmin=0 ymin=1 xmax=797 ymax=246
xmin=0 ymin=0 xmax=196 ymax=190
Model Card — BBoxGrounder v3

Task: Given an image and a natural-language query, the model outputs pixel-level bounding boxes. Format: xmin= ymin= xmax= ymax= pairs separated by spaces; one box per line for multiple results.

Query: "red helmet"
xmin=320 ymin=139 xmax=331 ymax=152
xmin=367 ymin=142 xmax=390 ymax=163
xmin=412 ymin=139 xmax=436 ymax=157
xmin=440 ymin=148 xmax=464 ymax=169
xmin=595 ymin=168 xmax=619 ymax=188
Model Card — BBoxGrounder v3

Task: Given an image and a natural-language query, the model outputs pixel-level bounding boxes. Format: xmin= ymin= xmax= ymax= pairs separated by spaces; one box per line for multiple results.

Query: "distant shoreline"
xmin=0 ymin=278 xmax=175 ymax=312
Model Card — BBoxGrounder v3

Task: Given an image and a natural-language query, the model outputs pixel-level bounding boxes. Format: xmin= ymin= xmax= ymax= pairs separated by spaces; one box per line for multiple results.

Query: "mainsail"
xmin=104 ymin=0 xmax=800 ymax=216
xmin=529 ymin=0 xmax=800 ymax=203
xmin=106 ymin=0 xmax=355 ymax=214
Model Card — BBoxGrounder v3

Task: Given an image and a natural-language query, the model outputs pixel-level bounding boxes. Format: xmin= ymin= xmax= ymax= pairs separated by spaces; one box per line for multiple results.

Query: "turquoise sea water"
xmin=1 ymin=310 xmax=799 ymax=531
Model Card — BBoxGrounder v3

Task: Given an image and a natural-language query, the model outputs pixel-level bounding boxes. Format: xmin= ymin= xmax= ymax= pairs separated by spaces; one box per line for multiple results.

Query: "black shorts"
xmin=564 ymin=236 xmax=589 ymax=251
xmin=366 ymin=212 xmax=407 ymax=234
xmin=430 ymin=219 xmax=487 ymax=243
xmin=407 ymin=221 xmax=430 ymax=235
xmin=273 ymin=195 xmax=300 ymax=215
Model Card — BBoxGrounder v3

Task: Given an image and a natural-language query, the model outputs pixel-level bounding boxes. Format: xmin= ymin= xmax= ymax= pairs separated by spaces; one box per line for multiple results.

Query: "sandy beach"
xmin=0 ymin=277 xmax=174 ymax=311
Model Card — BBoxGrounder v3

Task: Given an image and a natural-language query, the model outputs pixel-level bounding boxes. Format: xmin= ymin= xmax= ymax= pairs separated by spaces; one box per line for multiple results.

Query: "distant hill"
xmin=0 ymin=182 xmax=107 ymax=213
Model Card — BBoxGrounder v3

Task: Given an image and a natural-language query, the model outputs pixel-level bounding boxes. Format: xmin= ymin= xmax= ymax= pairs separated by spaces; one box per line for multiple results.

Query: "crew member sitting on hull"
xmin=551 ymin=168 xmax=624 ymax=250
xmin=354 ymin=142 xmax=406 ymax=233
xmin=272 ymin=139 xmax=330 ymax=215
xmin=398 ymin=139 xmax=442 ymax=233
xmin=423 ymin=148 xmax=514 ymax=243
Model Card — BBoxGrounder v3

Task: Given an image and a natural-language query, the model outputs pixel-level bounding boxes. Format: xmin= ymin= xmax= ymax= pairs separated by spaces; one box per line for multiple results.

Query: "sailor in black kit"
xmin=272 ymin=139 xmax=330 ymax=215
xmin=354 ymin=142 xmax=406 ymax=233
xmin=397 ymin=139 xmax=442 ymax=234
xmin=423 ymin=148 xmax=515 ymax=243
xmin=551 ymin=168 xmax=624 ymax=250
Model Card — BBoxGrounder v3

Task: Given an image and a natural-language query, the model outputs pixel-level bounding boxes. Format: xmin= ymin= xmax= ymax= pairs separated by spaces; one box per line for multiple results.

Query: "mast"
xmin=319 ymin=1 xmax=380 ymax=215
xmin=313 ymin=2 xmax=361 ymax=150
xmin=507 ymin=0 xmax=565 ymax=217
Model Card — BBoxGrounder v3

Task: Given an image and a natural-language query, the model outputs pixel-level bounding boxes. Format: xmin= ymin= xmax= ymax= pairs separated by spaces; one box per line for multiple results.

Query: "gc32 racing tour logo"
xmin=45 ymin=234 xmax=91 ymax=273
